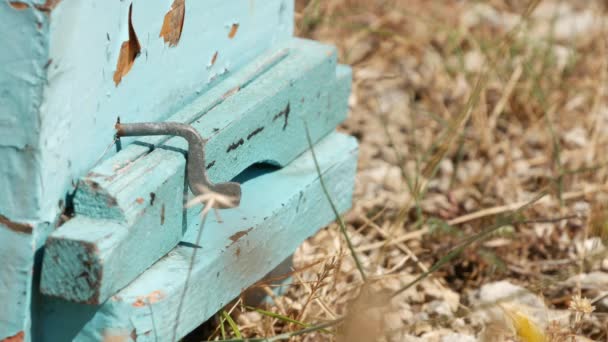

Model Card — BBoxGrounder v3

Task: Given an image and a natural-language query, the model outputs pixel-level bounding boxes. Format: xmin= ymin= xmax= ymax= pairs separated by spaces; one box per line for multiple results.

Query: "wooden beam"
xmin=1 ymin=2 xmax=294 ymax=339
xmin=39 ymin=132 xmax=358 ymax=342
xmin=40 ymin=39 xmax=352 ymax=305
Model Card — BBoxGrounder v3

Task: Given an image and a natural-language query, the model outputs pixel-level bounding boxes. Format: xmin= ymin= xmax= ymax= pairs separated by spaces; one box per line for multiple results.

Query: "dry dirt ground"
xmin=202 ymin=1 xmax=608 ymax=341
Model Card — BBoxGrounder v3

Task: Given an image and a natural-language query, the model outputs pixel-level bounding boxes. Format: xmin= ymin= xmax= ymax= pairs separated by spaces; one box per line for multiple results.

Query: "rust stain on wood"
xmin=228 ymin=227 xmax=253 ymax=244
xmin=0 ymin=214 xmax=32 ymax=234
xmin=8 ymin=2 xmax=28 ymax=10
xmin=228 ymin=23 xmax=239 ymax=39
xmin=160 ymin=0 xmax=185 ymax=47
xmin=114 ymin=4 xmax=141 ymax=85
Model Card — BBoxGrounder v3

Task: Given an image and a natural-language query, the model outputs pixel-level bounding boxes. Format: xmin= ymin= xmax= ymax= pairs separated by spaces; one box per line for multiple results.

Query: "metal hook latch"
xmin=115 ymin=121 xmax=241 ymax=208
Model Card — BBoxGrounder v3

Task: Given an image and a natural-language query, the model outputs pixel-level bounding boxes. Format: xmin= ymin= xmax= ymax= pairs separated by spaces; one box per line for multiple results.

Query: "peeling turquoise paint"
xmin=1 ymin=1 xmax=295 ymax=340
xmin=39 ymin=0 xmax=294 ymax=224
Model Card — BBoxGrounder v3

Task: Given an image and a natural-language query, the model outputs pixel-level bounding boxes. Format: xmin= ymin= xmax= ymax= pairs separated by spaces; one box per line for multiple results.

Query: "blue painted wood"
xmin=39 ymin=38 xmax=352 ymax=305
xmin=0 ymin=3 xmax=50 ymax=337
xmin=38 ymin=132 xmax=358 ymax=342
xmin=0 ymin=2 xmax=358 ymax=341
xmin=1 ymin=1 xmax=296 ymax=340
xmin=1 ymin=0 xmax=294 ymax=222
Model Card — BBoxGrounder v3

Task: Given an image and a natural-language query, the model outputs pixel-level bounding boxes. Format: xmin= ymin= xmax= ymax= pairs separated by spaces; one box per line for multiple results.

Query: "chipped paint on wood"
xmin=228 ymin=227 xmax=253 ymax=244
xmin=228 ymin=23 xmax=239 ymax=38
xmin=113 ymin=4 xmax=140 ymax=85
xmin=160 ymin=0 xmax=185 ymax=47
xmin=247 ymin=127 xmax=264 ymax=140
xmin=41 ymin=152 xmax=185 ymax=304
xmin=0 ymin=0 xmax=294 ymax=225
xmin=0 ymin=1 xmax=355 ymax=340
xmin=131 ymin=290 xmax=165 ymax=307
xmin=272 ymin=103 xmax=290 ymax=130
xmin=226 ymin=138 xmax=244 ymax=153
xmin=39 ymin=132 xmax=358 ymax=341
xmin=8 ymin=2 xmax=28 ymax=10
xmin=209 ymin=51 xmax=219 ymax=67
xmin=0 ymin=331 xmax=24 ymax=342
xmin=0 ymin=215 xmax=32 ymax=235
xmin=34 ymin=0 xmax=61 ymax=13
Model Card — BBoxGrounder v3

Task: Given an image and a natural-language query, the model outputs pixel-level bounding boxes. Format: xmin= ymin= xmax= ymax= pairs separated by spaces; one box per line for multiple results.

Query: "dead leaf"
xmin=160 ymin=0 xmax=185 ymax=47
xmin=114 ymin=4 xmax=141 ymax=86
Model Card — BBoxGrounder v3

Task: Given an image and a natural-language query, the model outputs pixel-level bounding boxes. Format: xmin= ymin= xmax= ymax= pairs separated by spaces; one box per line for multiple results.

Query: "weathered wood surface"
xmin=40 ymin=38 xmax=352 ymax=305
xmin=1 ymin=1 xmax=294 ymax=340
xmin=0 ymin=0 xmax=293 ymax=221
xmin=38 ymin=132 xmax=358 ymax=342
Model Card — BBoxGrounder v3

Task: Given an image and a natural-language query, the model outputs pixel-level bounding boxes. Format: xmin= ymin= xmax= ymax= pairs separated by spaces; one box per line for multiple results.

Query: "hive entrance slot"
xmin=232 ymin=162 xmax=281 ymax=184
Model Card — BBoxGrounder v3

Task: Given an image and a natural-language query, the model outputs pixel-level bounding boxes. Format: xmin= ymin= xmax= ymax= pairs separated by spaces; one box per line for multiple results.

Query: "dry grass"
xmin=201 ymin=0 xmax=608 ymax=341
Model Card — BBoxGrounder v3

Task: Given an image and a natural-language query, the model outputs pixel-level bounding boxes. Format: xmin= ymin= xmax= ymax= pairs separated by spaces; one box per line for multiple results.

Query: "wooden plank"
xmin=0 ymin=0 xmax=294 ymax=221
xmin=0 ymin=5 xmax=48 ymax=337
xmin=1 ymin=2 xmax=294 ymax=339
xmin=0 ymin=217 xmax=54 ymax=342
xmin=38 ymin=132 xmax=358 ymax=342
xmin=40 ymin=38 xmax=352 ymax=305
xmin=0 ymin=220 xmax=34 ymax=342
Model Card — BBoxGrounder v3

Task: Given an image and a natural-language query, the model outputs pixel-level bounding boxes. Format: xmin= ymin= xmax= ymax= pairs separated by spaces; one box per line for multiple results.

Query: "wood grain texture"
xmin=38 ymin=132 xmax=358 ymax=342
xmin=40 ymin=38 xmax=352 ymax=305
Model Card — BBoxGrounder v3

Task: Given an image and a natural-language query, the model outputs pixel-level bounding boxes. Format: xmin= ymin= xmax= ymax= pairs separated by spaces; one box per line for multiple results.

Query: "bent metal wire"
xmin=115 ymin=121 xmax=241 ymax=208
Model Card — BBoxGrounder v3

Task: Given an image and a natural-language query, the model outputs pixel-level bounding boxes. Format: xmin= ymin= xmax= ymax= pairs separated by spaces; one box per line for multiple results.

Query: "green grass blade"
xmin=246 ymin=306 xmax=332 ymax=335
xmin=222 ymin=311 xmax=243 ymax=339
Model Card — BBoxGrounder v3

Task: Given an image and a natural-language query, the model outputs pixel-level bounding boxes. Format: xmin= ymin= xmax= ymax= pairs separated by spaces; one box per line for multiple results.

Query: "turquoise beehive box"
xmin=0 ymin=1 xmax=357 ymax=341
